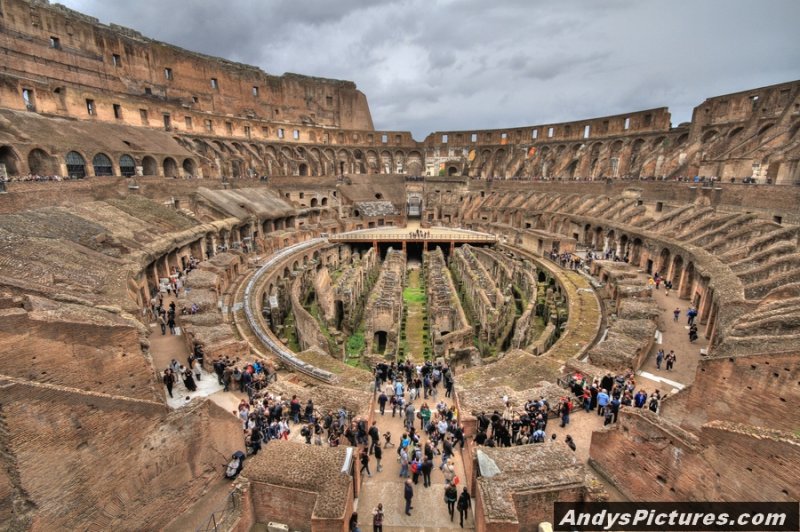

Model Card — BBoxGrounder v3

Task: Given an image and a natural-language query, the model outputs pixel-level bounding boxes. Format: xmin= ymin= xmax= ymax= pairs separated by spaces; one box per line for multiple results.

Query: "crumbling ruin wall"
xmin=333 ymin=247 xmax=378 ymax=334
xmin=290 ymin=270 xmax=333 ymax=355
xmin=0 ymin=295 xmax=157 ymax=401
xmin=590 ymin=409 xmax=799 ymax=503
xmin=450 ymin=244 xmax=513 ymax=349
xmin=313 ymin=267 xmax=336 ymax=324
xmin=423 ymin=247 xmax=472 ymax=357
xmin=364 ymin=249 xmax=405 ymax=356
xmin=661 ymin=351 xmax=800 ymax=431
xmin=0 ymin=382 xmax=243 ymax=531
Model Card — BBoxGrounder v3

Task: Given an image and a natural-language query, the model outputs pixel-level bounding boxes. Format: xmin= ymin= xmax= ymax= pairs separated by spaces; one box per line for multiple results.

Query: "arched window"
xmin=163 ymin=157 xmax=178 ymax=177
xmin=65 ymin=151 xmax=86 ymax=178
xmin=119 ymin=154 xmax=136 ymax=177
xmin=92 ymin=153 xmax=113 ymax=176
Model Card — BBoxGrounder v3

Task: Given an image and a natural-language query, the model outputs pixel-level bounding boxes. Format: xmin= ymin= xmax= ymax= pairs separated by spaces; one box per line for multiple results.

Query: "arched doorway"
xmin=310 ymin=198 xmax=318 ymax=207
xmin=671 ymin=255 xmax=684 ymax=286
xmin=28 ymin=148 xmax=56 ymax=176
xmin=92 ymin=153 xmax=113 ymax=176
xmin=163 ymin=157 xmax=178 ymax=177
xmin=65 ymin=151 xmax=86 ymax=178
xmin=373 ymin=331 xmax=388 ymax=354
xmin=448 ymin=165 xmax=459 ymax=176
xmin=631 ymin=238 xmax=644 ymax=267
xmin=0 ymin=146 xmax=21 ymax=176
xmin=566 ymin=159 xmax=579 ymax=179
xmin=142 ymin=156 xmax=158 ymax=176
xmin=681 ymin=262 xmax=695 ymax=299
xmin=182 ymin=158 xmax=196 ymax=176
xmin=658 ymin=248 xmax=671 ymax=276
xmin=619 ymin=234 xmax=629 ymax=260
xmin=299 ymin=163 xmax=308 ymax=176
xmin=119 ymin=154 xmax=136 ymax=177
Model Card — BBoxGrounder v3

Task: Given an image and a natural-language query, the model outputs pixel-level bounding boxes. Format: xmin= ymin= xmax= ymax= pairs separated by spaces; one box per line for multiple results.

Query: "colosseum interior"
xmin=0 ymin=1 xmax=798 ymax=531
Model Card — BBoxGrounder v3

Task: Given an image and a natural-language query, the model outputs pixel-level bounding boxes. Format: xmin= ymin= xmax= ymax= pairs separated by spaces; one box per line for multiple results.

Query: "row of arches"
xmin=0 ymin=145 xmax=198 ymax=178
xmin=181 ymin=136 xmax=426 ymax=178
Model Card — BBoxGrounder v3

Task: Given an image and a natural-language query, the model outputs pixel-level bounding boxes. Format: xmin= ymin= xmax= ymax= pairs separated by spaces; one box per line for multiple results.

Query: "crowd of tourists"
xmin=0 ymin=173 xmax=79 ymax=182
xmin=358 ymin=360 xmax=472 ymax=528
xmin=565 ymin=371 xmax=662 ymax=425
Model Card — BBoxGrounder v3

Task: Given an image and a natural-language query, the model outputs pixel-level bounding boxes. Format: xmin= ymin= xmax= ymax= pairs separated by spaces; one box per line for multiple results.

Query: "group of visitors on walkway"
xmin=565 ymin=371 xmax=662 ymax=425
xmin=360 ymin=360 xmax=474 ymax=529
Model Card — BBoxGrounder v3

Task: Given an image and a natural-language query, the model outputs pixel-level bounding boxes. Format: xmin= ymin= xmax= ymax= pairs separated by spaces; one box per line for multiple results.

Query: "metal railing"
xmin=329 ymin=231 xmax=497 ymax=242
xmin=243 ymin=238 xmax=336 ymax=383
xmin=196 ymin=488 xmax=240 ymax=532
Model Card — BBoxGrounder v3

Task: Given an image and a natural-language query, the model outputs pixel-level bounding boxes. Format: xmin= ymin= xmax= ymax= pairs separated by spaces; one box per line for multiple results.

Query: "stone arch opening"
xmin=671 ymin=255 xmax=684 ymax=286
xmin=28 ymin=148 xmax=56 ymax=176
xmin=789 ymin=121 xmax=800 ymax=140
xmin=373 ymin=331 xmax=388 ymax=354
xmin=163 ymin=157 xmax=178 ymax=177
xmin=631 ymin=237 xmax=644 ymax=266
xmin=681 ymin=261 xmax=696 ymax=299
xmin=659 ymin=248 xmax=671 ymax=276
xmin=606 ymin=229 xmax=617 ymax=254
xmin=335 ymin=300 xmax=344 ymax=330
xmin=0 ymin=146 xmax=21 ymax=176
xmin=142 ymin=156 xmax=158 ymax=176
xmin=65 ymin=151 xmax=86 ymax=178
xmin=310 ymin=197 xmax=318 ymax=207
xmin=92 ymin=153 xmax=113 ymax=176
xmin=119 ymin=154 xmax=136 ymax=177
xmin=619 ymin=234 xmax=629 ymax=260
xmin=728 ymin=126 xmax=744 ymax=139
xmin=182 ymin=158 xmax=197 ymax=176
xmin=299 ymin=163 xmax=309 ymax=176
xmin=757 ymin=123 xmax=774 ymax=136
xmin=321 ymin=197 xmax=328 ymax=207
xmin=448 ymin=165 xmax=459 ymax=176
xmin=566 ymin=159 xmax=579 ymax=179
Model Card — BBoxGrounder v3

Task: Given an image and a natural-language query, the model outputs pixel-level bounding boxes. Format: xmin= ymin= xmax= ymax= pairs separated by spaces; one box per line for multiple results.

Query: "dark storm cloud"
xmin=62 ymin=0 xmax=800 ymax=140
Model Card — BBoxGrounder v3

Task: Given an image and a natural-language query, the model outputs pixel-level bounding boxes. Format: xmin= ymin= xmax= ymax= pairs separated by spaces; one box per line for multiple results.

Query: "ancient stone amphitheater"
xmin=0 ymin=1 xmax=798 ymax=531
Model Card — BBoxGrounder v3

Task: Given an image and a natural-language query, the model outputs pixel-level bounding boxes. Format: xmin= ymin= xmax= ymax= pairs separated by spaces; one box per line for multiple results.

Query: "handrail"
xmin=243 ymin=238 xmax=336 ymax=383
xmin=196 ymin=488 xmax=240 ymax=532
xmin=329 ymin=232 xmax=497 ymax=242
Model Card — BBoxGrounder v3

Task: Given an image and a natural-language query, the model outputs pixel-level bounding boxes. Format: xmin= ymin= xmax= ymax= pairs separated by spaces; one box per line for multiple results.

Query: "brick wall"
xmin=249 ymin=482 xmax=317 ymax=532
xmin=1 ymin=386 xmax=243 ymax=530
xmin=589 ymin=410 xmax=799 ymax=503
xmin=513 ymin=486 xmax=585 ymax=532
xmin=662 ymin=352 xmax=800 ymax=431
xmin=0 ymin=307 xmax=158 ymax=401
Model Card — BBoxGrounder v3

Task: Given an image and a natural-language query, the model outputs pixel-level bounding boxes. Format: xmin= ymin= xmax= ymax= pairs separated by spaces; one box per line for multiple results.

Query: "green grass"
xmin=403 ymin=286 xmax=426 ymax=304
xmin=346 ymin=329 xmax=366 ymax=357
xmin=283 ymin=314 xmax=302 ymax=352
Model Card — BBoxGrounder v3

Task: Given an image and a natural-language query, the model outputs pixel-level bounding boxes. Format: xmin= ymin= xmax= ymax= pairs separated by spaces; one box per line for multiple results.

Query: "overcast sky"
xmin=61 ymin=0 xmax=799 ymax=140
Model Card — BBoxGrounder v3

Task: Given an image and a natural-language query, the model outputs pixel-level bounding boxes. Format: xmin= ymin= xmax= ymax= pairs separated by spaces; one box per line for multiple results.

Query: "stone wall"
xmin=0 ymin=383 xmax=243 ymax=530
xmin=450 ymin=244 xmax=513 ymax=349
xmin=424 ymin=247 xmax=472 ymax=357
xmin=248 ymin=483 xmax=318 ymax=532
xmin=662 ymin=351 xmax=800 ymax=431
xmin=0 ymin=294 xmax=156 ymax=401
xmin=364 ymin=249 xmax=405 ymax=356
xmin=590 ymin=409 xmax=799 ymax=503
xmin=333 ymin=247 xmax=378 ymax=334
